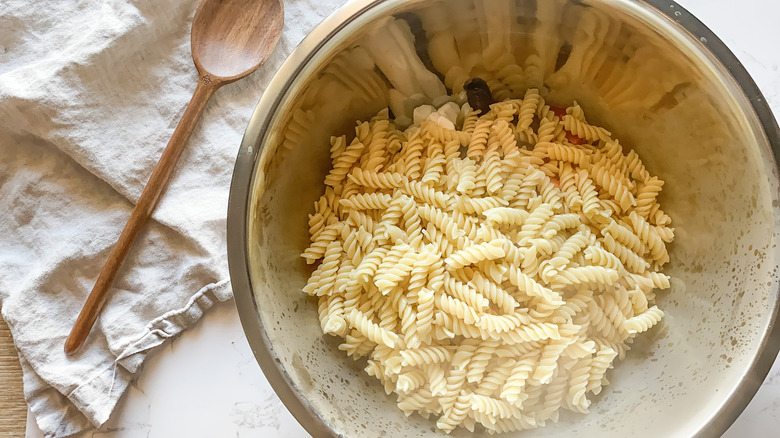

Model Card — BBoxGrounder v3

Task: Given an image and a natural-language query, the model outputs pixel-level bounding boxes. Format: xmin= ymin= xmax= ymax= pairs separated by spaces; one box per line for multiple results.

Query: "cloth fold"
xmin=0 ymin=0 xmax=346 ymax=436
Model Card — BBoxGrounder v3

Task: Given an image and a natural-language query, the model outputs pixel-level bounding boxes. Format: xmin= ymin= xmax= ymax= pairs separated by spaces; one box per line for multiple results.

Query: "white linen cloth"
xmin=0 ymin=0 xmax=346 ymax=436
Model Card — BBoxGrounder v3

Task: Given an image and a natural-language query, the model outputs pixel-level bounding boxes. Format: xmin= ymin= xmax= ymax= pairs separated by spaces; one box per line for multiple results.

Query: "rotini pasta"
xmin=348 ymin=167 xmax=405 ymax=189
xmin=444 ymin=239 xmax=506 ymax=269
xmin=301 ymin=84 xmax=673 ymax=434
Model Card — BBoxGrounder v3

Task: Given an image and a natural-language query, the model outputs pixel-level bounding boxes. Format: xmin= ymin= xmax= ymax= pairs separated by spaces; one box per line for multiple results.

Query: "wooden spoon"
xmin=64 ymin=0 xmax=284 ymax=355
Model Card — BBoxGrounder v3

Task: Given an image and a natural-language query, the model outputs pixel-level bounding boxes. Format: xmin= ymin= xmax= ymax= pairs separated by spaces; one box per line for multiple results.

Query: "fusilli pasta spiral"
xmin=301 ymin=85 xmax=673 ymax=434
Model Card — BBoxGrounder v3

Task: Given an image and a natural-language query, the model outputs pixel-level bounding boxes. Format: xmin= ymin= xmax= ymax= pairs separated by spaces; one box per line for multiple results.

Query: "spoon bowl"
xmin=192 ymin=0 xmax=284 ymax=82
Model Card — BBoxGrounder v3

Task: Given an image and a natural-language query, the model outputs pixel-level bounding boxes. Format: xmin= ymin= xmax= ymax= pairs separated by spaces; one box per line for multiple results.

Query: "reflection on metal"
xmin=227 ymin=1 xmax=780 ymax=437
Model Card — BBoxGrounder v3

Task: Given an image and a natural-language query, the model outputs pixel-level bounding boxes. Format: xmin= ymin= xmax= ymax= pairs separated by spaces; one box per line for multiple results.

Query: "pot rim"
xmin=226 ymin=1 xmax=780 ymax=437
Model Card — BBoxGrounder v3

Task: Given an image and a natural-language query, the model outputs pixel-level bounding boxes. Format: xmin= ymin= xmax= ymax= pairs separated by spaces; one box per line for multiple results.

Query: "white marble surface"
xmin=27 ymin=301 xmax=309 ymax=438
xmin=25 ymin=0 xmax=780 ymax=436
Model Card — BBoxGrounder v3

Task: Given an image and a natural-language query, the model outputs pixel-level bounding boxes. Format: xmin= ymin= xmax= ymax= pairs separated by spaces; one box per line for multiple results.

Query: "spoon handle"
xmin=65 ymin=76 xmax=220 ymax=355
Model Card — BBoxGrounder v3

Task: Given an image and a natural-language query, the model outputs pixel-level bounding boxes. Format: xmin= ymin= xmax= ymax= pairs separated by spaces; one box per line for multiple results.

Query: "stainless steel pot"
xmin=227 ymin=0 xmax=780 ymax=436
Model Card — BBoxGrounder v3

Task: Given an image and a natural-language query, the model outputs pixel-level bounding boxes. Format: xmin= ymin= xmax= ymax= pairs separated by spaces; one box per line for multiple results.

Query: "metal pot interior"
xmin=239 ymin=0 xmax=780 ymax=436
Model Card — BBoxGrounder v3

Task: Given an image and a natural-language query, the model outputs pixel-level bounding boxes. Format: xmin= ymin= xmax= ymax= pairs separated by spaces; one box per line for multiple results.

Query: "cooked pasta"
xmin=301 ymin=86 xmax=673 ymax=434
